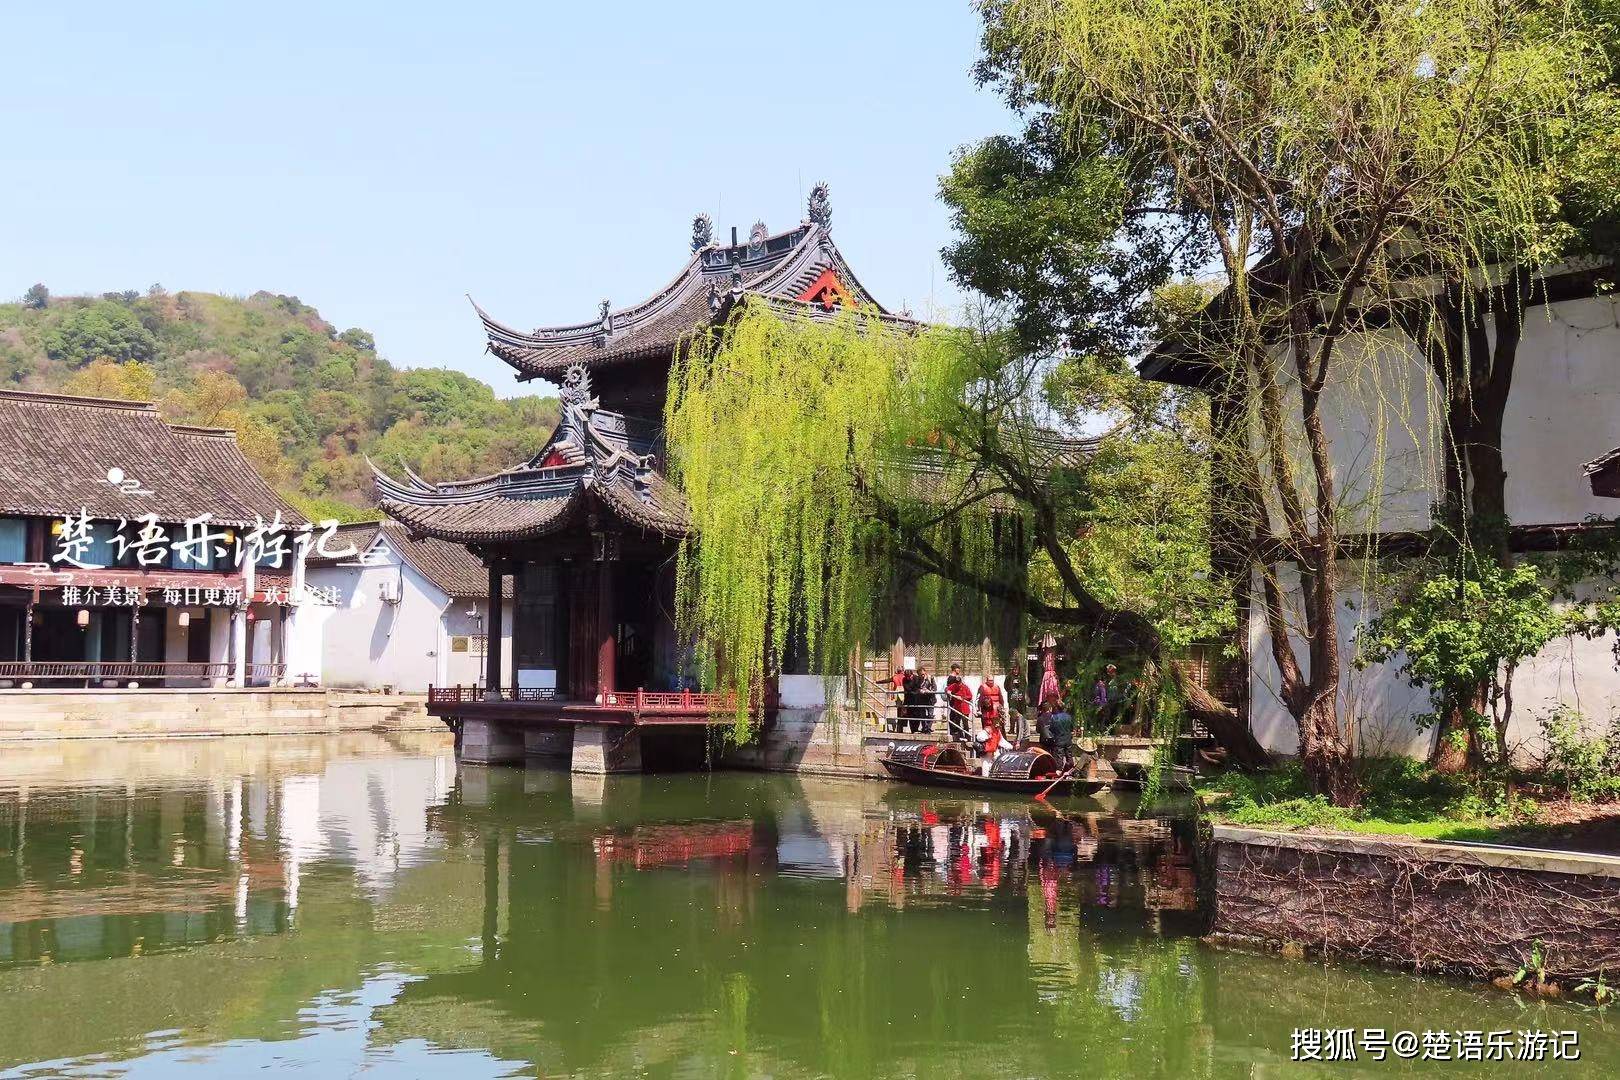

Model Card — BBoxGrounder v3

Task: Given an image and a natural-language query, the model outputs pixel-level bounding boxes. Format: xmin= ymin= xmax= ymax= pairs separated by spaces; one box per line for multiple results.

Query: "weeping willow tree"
xmin=973 ymin=0 xmax=1609 ymax=803
xmin=666 ymin=303 xmax=1028 ymax=735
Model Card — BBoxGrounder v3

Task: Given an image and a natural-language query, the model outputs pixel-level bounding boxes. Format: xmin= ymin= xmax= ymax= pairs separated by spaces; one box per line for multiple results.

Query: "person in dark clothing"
xmin=1035 ymin=703 xmax=1055 ymax=755
xmin=1046 ymin=700 xmax=1076 ymax=772
xmin=910 ymin=667 xmax=934 ymax=733
xmin=898 ymin=668 xmax=919 ymax=733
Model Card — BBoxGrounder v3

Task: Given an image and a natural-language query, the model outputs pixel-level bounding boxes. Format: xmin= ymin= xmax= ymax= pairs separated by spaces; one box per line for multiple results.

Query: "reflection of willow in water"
xmin=377 ymin=771 xmax=1213 ymax=1078
xmin=10 ymin=758 xmax=1617 ymax=1078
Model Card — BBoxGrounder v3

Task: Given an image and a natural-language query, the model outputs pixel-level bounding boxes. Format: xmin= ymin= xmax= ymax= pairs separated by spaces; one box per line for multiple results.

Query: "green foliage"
xmin=940 ymin=116 xmax=1182 ymax=356
xmin=1358 ymin=560 xmax=1573 ymax=725
xmin=971 ymin=0 xmax=1620 ymax=806
xmin=281 ymin=491 xmax=382 ymax=526
xmin=61 ymin=358 xmax=156 ymax=401
xmin=1538 ymin=707 xmax=1620 ymax=802
xmin=1357 ymin=551 xmax=1620 ymax=764
xmin=0 ymin=289 xmax=560 ymax=514
xmin=22 ymin=283 xmax=48 ymax=310
xmin=666 ymin=304 xmax=1006 ymax=733
xmin=1041 ymin=373 xmax=1231 ymax=653
xmin=1574 ymin=972 xmax=1615 ymax=1006
xmin=42 ymin=301 xmax=158 ymax=367
xmin=1200 ymin=757 xmax=1533 ymax=834
xmin=1512 ymin=942 xmax=1549 ymax=988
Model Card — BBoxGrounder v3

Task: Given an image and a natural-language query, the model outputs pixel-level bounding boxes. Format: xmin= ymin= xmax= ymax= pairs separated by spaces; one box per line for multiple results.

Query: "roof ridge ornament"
xmin=691 ymin=212 xmax=714 ymax=252
xmin=807 ymin=181 xmax=831 ymax=229
xmin=560 ymin=363 xmax=595 ymax=409
xmin=748 ymin=221 xmax=768 ymax=259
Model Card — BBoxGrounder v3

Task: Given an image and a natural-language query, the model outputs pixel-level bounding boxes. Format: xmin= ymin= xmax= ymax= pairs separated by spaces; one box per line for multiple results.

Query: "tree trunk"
xmin=1170 ymin=661 xmax=1271 ymax=769
xmin=1299 ymin=693 xmax=1359 ymax=804
xmin=1399 ymin=270 xmax=1528 ymax=774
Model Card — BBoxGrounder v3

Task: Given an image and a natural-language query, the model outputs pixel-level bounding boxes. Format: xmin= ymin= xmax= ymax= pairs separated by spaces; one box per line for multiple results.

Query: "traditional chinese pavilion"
xmin=0 ymin=389 xmax=315 ymax=688
xmin=378 ymin=186 xmax=948 ymax=766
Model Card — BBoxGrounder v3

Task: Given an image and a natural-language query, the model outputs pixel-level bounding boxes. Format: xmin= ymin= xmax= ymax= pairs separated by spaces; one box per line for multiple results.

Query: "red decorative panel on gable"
xmin=797 ymin=268 xmax=852 ymax=310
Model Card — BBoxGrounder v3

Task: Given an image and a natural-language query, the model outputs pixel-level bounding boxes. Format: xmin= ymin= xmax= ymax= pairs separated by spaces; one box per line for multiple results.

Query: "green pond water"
xmin=0 ymin=731 xmax=1615 ymax=1078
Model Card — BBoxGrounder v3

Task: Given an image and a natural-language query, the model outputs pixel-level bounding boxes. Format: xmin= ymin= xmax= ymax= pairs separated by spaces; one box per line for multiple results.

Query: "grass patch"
xmin=1196 ymin=758 xmax=1535 ymax=841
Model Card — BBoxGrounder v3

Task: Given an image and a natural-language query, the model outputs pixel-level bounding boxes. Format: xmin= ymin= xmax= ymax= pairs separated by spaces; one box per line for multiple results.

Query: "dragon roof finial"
xmin=807 ymin=182 xmax=831 ymax=228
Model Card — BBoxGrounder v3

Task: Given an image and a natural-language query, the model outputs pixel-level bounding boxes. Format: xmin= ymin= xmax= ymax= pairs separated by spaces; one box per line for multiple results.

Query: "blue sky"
xmin=7 ymin=1 xmax=1013 ymax=394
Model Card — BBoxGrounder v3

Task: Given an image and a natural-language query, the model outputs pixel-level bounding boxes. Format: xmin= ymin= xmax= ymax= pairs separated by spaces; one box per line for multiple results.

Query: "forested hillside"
xmin=0 ymin=285 xmax=559 ymax=521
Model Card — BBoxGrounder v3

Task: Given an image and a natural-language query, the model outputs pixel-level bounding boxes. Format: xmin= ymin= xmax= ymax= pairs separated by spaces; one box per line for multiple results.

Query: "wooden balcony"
xmin=426 ymin=684 xmax=751 ymax=726
xmin=0 ymin=661 xmax=287 ymax=687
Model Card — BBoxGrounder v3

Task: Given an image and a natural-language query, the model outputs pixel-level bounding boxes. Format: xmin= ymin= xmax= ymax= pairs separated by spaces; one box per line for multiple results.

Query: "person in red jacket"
xmin=945 ymin=664 xmax=974 ymax=742
xmin=977 ymin=676 xmax=1006 ymax=731
xmin=975 ymin=715 xmax=1004 ymax=775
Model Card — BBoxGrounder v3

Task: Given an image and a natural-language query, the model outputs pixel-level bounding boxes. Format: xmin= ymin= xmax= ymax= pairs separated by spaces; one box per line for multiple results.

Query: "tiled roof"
xmin=474 ymin=221 xmax=897 ymax=380
xmin=0 ymin=390 xmax=303 ymax=527
xmin=1586 ymin=445 xmax=1620 ymax=498
xmin=379 ymin=523 xmax=511 ymax=599
xmin=304 ymin=521 xmax=381 ymax=566
xmin=374 ymin=389 xmax=688 ymax=545
xmin=383 ymin=489 xmax=587 ymax=544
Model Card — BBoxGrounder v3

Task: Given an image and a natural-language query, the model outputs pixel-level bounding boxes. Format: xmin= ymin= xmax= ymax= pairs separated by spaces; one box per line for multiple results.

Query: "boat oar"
xmin=1033 ymin=768 xmax=1073 ymax=803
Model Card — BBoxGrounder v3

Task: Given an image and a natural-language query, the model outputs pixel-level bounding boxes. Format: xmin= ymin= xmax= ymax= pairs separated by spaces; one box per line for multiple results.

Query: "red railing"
xmin=428 ymin=685 xmax=740 ymax=713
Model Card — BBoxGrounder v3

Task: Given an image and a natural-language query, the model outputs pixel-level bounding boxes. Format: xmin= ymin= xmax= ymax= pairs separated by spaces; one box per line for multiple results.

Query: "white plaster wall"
xmin=441 ymin=599 xmax=512 ymax=688
xmin=1245 ymin=293 xmax=1620 ymax=759
xmin=283 ymin=603 xmax=326 ymax=685
xmin=780 ymin=673 xmax=834 ymax=708
xmin=1500 ymin=295 xmax=1620 ymax=525
xmin=308 ymin=557 xmax=511 ymax=693
xmin=1248 ymin=562 xmax=1620 ymax=763
xmin=1260 ymin=295 xmax=1620 ymax=539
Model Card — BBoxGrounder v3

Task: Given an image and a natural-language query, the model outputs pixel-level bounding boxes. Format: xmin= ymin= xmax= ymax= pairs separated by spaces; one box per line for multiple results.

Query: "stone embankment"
xmin=1206 ymin=824 xmax=1620 ymax=984
xmin=0 ymin=688 xmax=436 ymax=741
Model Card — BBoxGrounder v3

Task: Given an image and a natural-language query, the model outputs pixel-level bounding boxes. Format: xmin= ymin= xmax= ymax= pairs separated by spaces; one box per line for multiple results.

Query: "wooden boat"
xmin=877 ymin=743 xmax=1087 ymax=796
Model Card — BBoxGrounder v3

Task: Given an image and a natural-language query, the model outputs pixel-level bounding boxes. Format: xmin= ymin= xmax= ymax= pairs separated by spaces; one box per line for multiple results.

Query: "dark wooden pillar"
xmin=24 ymin=590 xmax=34 ymax=662
xmin=486 ymin=560 xmax=504 ymax=694
xmin=596 ymin=560 xmax=615 ymax=701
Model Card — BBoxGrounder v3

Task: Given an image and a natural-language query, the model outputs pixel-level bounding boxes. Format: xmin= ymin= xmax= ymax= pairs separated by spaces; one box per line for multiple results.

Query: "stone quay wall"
xmin=721 ymin=706 xmax=899 ymax=778
xmin=1209 ymin=825 xmax=1620 ymax=982
xmin=0 ymin=689 xmax=436 ymax=741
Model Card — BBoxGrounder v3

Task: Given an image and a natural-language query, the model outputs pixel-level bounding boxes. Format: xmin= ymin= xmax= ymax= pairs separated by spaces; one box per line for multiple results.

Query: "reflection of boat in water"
xmin=877 ymin=743 xmax=1098 ymax=796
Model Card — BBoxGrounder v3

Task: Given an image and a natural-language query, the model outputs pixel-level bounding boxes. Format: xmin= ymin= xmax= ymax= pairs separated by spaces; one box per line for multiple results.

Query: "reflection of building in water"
xmin=592 ymin=821 xmax=762 ymax=870
xmin=0 ymin=734 xmax=456 ymax=966
xmin=0 ymin=779 xmax=291 ymax=965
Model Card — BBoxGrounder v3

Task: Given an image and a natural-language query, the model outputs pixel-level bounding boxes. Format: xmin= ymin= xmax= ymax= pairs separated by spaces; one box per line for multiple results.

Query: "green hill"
xmin=0 ymin=285 xmax=560 ymax=521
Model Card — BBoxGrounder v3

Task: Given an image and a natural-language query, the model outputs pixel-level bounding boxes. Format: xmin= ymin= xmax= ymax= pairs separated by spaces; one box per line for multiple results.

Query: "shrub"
xmin=1538 ymin=708 xmax=1620 ymax=802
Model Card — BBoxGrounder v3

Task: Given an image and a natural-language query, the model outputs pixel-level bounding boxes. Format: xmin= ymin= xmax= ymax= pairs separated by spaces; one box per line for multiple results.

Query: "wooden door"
xmin=567 ymin=565 xmax=597 ymax=701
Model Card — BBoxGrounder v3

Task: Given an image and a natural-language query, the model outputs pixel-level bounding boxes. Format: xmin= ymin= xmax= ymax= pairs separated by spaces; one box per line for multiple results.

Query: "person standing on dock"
xmin=1093 ymin=664 xmax=1121 ymax=730
xmin=909 ymin=666 xmax=935 ymax=734
xmin=945 ymin=665 xmax=974 ymax=742
xmin=882 ymin=667 xmax=908 ymax=732
xmin=976 ymin=675 xmax=1005 ymax=735
xmin=1046 ymin=700 xmax=1076 ymax=772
